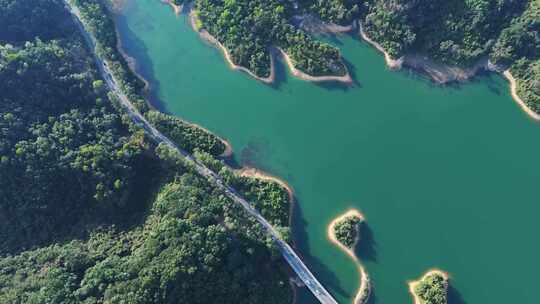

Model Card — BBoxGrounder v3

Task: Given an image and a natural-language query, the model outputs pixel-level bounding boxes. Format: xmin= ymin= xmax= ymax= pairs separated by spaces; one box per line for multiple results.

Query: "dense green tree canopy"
xmin=194 ymin=0 xmax=347 ymax=77
xmin=146 ymin=110 xmax=226 ymax=157
xmin=414 ymin=272 xmax=449 ymax=304
xmin=333 ymin=215 xmax=361 ymax=249
xmin=0 ymin=37 xmax=150 ymax=252
xmin=299 ymin=0 xmax=363 ymax=25
xmin=0 ymin=0 xmax=74 ymax=44
xmin=0 ymin=1 xmax=293 ymax=303
xmin=298 ymin=0 xmax=539 ymax=112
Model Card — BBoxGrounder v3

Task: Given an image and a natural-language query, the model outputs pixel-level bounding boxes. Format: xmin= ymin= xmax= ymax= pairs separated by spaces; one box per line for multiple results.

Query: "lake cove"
xmin=116 ymin=1 xmax=540 ymax=303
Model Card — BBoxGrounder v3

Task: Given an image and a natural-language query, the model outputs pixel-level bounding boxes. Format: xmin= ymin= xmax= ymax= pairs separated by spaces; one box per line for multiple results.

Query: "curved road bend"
xmin=63 ymin=2 xmax=338 ymax=303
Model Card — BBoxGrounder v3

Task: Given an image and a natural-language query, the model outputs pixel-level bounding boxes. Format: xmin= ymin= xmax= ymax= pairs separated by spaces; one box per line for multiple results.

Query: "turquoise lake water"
xmin=116 ymin=1 xmax=540 ymax=303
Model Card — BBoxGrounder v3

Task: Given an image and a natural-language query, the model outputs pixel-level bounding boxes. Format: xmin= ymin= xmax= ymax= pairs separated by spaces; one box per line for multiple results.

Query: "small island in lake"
xmin=409 ymin=270 xmax=449 ymax=304
xmin=333 ymin=211 xmax=363 ymax=249
xmin=328 ymin=209 xmax=371 ymax=304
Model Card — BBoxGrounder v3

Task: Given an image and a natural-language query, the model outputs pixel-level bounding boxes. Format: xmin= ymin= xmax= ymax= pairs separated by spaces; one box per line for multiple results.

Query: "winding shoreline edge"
xmin=106 ymin=3 xmax=300 ymax=300
xmin=110 ymin=1 xmax=236 ymax=159
xmin=164 ymin=0 xmax=182 ymax=15
xmin=236 ymin=167 xmax=295 ymax=204
xmin=277 ymin=48 xmax=353 ymax=84
xmin=359 ymin=24 xmax=539 ymax=122
xmin=327 ymin=209 xmax=371 ymax=304
xmin=407 ymin=269 xmax=449 ymax=304
xmin=503 ymin=70 xmax=540 ymax=121
xmin=359 ymin=25 xmax=403 ymax=69
xmin=163 ymin=2 xmax=538 ymax=121
xmin=187 ymin=7 xmax=275 ymax=84
xmin=183 ymin=4 xmax=351 ymax=84
xmin=117 ymin=0 xmax=299 ymax=267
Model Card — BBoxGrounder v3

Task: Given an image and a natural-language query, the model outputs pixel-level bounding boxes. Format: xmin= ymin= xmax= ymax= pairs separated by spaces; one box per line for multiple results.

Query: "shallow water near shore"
xmin=116 ymin=1 xmax=540 ymax=303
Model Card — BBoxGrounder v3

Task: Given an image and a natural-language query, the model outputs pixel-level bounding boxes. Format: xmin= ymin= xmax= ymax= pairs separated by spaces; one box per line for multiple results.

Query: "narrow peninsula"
xmin=409 ymin=270 xmax=449 ymax=304
xmin=167 ymin=0 xmax=540 ymax=121
xmin=328 ymin=209 xmax=371 ymax=304
xmin=165 ymin=0 xmax=351 ymax=84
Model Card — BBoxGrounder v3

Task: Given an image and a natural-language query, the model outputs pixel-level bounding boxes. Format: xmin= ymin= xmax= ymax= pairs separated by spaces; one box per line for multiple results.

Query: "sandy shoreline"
xmin=236 ymin=167 xmax=297 ymax=232
xmin=236 ymin=167 xmax=295 ymax=203
xmin=359 ymin=25 xmax=403 ymax=69
xmin=115 ymin=30 xmax=151 ymax=97
xmin=503 ymin=70 xmax=540 ymax=121
xmin=187 ymin=7 xmax=275 ymax=84
xmin=163 ymin=3 xmax=539 ymax=120
xmin=117 ymin=0 xmax=296 ymax=243
xmin=278 ymin=48 xmax=353 ymax=84
xmin=197 ymin=28 xmax=276 ymax=84
xmin=182 ymin=119 xmax=234 ymax=158
xmin=106 ymin=2 xmax=234 ymax=155
xmin=110 ymin=3 xmax=332 ymax=301
xmin=327 ymin=209 xmax=371 ymax=304
xmin=359 ymin=24 xmax=540 ymax=121
xmin=408 ymin=269 xmax=449 ymax=304
xmin=178 ymin=4 xmax=352 ymax=84
xmin=162 ymin=0 xmax=181 ymax=15
xmin=359 ymin=24 xmax=490 ymax=83
xmin=110 ymin=6 xmax=538 ymax=303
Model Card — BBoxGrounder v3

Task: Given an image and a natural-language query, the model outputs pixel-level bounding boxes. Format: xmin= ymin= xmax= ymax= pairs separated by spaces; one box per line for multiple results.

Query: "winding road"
xmin=63 ymin=1 xmax=338 ymax=303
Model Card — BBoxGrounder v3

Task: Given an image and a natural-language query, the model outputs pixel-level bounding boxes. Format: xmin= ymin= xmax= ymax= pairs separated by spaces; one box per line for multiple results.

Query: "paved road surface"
xmin=63 ymin=2 xmax=338 ymax=303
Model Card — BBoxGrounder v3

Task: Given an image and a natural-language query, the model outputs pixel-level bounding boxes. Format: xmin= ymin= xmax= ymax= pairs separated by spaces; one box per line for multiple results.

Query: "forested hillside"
xmin=360 ymin=0 xmax=539 ymax=112
xmin=298 ymin=0 xmax=364 ymax=26
xmin=0 ymin=0 xmax=293 ymax=302
xmin=173 ymin=0 xmax=347 ymax=78
xmin=299 ymin=0 xmax=539 ymax=112
xmin=169 ymin=0 xmax=538 ymax=112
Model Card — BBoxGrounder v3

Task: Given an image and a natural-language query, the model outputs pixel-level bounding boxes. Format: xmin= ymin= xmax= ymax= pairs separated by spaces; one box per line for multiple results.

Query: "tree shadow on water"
xmin=115 ymin=13 xmax=169 ymax=113
xmin=480 ymin=72 xmax=503 ymax=96
xmin=267 ymin=50 xmax=289 ymax=90
xmin=239 ymin=137 xmax=272 ymax=168
xmin=291 ymin=199 xmax=351 ymax=299
xmin=344 ymin=57 xmax=362 ymax=88
xmin=448 ymin=285 xmax=467 ymax=304
xmin=312 ymin=58 xmax=361 ymax=92
xmin=318 ymin=32 xmax=345 ymax=47
xmin=353 ymin=222 xmax=378 ymax=263
xmin=365 ymin=285 xmax=379 ymax=304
